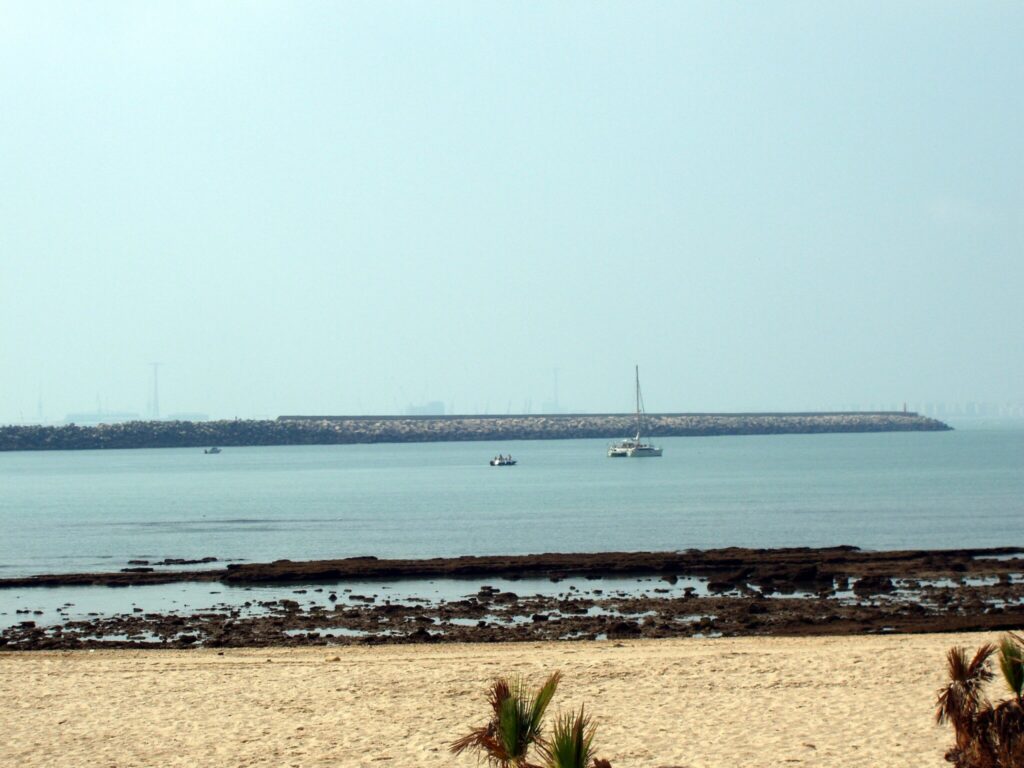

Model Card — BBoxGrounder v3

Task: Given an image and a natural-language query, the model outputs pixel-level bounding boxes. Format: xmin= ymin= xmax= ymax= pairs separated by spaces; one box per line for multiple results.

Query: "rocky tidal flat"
xmin=2 ymin=546 xmax=1021 ymax=650
xmin=0 ymin=411 xmax=949 ymax=451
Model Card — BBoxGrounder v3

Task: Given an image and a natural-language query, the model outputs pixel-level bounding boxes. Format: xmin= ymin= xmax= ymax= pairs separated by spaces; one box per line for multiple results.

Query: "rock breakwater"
xmin=0 ymin=411 xmax=950 ymax=452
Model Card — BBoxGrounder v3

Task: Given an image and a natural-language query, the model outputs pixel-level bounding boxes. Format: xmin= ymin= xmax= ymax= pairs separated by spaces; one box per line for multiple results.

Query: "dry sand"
xmin=0 ymin=632 xmax=1004 ymax=767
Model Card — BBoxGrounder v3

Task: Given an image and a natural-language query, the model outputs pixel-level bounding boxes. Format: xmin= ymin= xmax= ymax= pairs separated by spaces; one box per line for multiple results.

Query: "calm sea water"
xmin=1 ymin=426 xmax=1022 ymax=581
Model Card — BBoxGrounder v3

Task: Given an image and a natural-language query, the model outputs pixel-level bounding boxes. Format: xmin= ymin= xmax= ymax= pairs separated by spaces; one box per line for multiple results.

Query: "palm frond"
xmin=937 ymin=643 xmax=995 ymax=748
xmin=969 ymin=644 xmax=998 ymax=682
xmin=452 ymin=672 xmax=561 ymax=768
xmin=490 ymin=678 xmax=513 ymax=718
xmin=452 ymin=677 xmax=515 ymax=765
xmin=451 ymin=725 xmax=504 ymax=759
xmin=528 ymin=672 xmax=562 ymax=737
xmin=498 ymin=692 xmax=528 ymax=760
xmin=539 ymin=706 xmax=597 ymax=768
xmin=999 ymin=635 xmax=1024 ymax=703
xmin=935 ymin=637 xmax=1024 ymax=767
xmin=502 ymin=672 xmax=561 ymax=762
xmin=990 ymin=698 xmax=1024 ymax=766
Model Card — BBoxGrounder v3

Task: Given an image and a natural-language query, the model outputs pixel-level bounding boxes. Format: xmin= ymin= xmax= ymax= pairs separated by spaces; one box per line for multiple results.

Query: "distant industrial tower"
xmin=150 ymin=362 xmax=161 ymax=420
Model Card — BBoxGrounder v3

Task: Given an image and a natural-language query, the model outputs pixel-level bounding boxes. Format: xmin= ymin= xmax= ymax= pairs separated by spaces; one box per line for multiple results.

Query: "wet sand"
xmin=0 ymin=631 xmax=993 ymax=767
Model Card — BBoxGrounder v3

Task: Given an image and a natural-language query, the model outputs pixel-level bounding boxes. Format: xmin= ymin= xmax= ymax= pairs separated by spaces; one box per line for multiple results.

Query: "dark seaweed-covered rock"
xmin=608 ymin=621 xmax=641 ymax=637
xmin=854 ymin=575 xmax=896 ymax=596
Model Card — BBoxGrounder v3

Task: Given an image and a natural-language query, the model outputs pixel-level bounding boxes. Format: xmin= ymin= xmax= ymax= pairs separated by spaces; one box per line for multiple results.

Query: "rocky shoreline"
xmin=0 ymin=411 xmax=950 ymax=451
xmin=3 ymin=546 xmax=1020 ymax=650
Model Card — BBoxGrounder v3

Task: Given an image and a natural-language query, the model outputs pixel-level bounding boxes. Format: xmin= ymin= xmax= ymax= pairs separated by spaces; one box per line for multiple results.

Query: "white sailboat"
xmin=607 ymin=365 xmax=663 ymax=458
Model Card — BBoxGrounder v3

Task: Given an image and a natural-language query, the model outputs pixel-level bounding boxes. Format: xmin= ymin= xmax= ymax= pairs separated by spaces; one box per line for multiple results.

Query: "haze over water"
xmin=2 ymin=4 xmax=1022 ymax=421
xmin=2 ymin=427 xmax=1021 ymax=580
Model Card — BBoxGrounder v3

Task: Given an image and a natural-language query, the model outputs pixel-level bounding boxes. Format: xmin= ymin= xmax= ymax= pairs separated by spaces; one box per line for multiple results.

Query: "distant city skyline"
xmin=2 ymin=4 xmax=1021 ymax=425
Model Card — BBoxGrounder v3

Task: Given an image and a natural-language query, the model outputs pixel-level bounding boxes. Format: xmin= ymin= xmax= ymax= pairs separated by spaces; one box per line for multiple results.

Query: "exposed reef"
xmin=0 ymin=546 xmax=1014 ymax=589
xmin=0 ymin=411 xmax=950 ymax=452
xmin=2 ymin=547 xmax=1022 ymax=650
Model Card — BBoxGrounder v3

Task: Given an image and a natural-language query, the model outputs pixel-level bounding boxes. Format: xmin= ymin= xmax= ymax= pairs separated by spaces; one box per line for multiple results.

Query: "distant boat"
xmin=490 ymin=455 xmax=517 ymax=466
xmin=204 ymin=447 xmax=221 ymax=454
xmin=608 ymin=366 xmax=663 ymax=458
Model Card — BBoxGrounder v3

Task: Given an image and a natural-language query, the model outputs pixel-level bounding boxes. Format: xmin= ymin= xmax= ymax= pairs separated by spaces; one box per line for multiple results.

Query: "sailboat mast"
xmin=635 ymin=364 xmax=641 ymax=440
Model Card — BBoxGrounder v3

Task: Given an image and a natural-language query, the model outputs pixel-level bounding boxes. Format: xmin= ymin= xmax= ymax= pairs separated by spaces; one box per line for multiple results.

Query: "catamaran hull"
xmin=607 ymin=448 xmax=662 ymax=457
xmin=627 ymin=447 xmax=662 ymax=457
xmin=607 ymin=443 xmax=662 ymax=457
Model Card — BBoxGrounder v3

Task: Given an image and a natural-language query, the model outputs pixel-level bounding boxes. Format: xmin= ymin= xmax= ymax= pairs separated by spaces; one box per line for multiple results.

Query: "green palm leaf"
xmin=452 ymin=672 xmax=561 ymax=767
xmin=540 ymin=706 xmax=597 ymax=768
xmin=999 ymin=635 xmax=1024 ymax=702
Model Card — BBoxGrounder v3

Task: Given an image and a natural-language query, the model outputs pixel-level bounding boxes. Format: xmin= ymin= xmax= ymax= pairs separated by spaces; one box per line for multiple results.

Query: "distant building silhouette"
xmin=404 ymin=401 xmax=445 ymax=416
xmin=166 ymin=412 xmax=209 ymax=422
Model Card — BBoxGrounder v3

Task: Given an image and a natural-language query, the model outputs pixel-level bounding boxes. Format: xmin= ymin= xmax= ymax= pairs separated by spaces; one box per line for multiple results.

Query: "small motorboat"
xmin=204 ymin=447 xmax=222 ymax=454
xmin=489 ymin=455 xmax=516 ymax=466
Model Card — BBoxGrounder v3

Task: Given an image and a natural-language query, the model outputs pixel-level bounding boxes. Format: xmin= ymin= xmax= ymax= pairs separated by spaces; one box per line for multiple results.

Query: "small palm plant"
xmin=936 ymin=642 xmax=996 ymax=761
xmin=992 ymin=633 xmax=1024 ymax=766
xmin=451 ymin=671 xmax=562 ymax=768
xmin=999 ymin=633 xmax=1024 ymax=705
xmin=937 ymin=634 xmax=1024 ymax=767
xmin=538 ymin=706 xmax=597 ymax=768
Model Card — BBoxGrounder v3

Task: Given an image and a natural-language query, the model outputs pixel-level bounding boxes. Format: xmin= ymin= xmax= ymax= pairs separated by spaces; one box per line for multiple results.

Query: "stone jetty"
xmin=0 ymin=411 xmax=949 ymax=452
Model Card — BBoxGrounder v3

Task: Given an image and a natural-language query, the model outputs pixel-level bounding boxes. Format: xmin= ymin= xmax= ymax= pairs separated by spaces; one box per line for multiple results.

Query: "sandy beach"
xmin=1 ymin=631 xmax=1000 ymax=768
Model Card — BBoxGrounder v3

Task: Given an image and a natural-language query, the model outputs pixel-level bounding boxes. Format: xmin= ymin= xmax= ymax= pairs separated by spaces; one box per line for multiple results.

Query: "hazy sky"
xmin=2 ymin=2 xmax=1022 ymax=422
